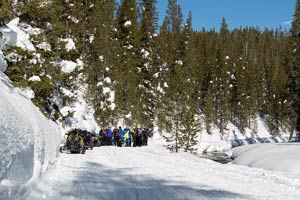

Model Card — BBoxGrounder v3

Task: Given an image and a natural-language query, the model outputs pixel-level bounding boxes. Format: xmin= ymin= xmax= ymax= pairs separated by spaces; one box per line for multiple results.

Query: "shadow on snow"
xmin=55 ymin=161 xmax=250 ymax=200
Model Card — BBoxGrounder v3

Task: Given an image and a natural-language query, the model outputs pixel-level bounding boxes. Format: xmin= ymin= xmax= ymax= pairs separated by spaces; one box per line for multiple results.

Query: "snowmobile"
xmin=81 ymin=131 xmax=94 ymax=150
xmin=60 ymin=130 xmax=86 ymax=154
xmin=92 ymin=133 xmax=101 ymax=147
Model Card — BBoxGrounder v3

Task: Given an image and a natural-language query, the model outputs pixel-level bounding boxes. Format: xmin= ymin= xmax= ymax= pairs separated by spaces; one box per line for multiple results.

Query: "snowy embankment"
xmin=22 ymin=135 xmax=300 ymax=200
xmin=197 ymin=119 xmax=289 ymax=153
xmin=0 ymin=72 xmax=61 ymax=199
xmin=230 ymin=143 xmax=300 ymax=175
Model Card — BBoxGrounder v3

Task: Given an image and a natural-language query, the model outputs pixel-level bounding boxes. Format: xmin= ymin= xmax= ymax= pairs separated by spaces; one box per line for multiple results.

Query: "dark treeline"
xmin=1 ymin=0 xmax=300 ymax=153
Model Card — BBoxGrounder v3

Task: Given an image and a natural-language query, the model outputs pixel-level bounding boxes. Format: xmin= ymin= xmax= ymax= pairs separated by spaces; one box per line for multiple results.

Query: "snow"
xmin=1 ymin=18 xmax=35 ymax=51
xmin=28 ymin=76 xmax=41 ymax=82
xmin=104 ymin=77 xmax=112 ymax=84
xmin=0 ymin=50 xmax=7 ymax=72
xmin=55 ymin=60 xmax=77 ymax=74
xmin=175 ymin=60 xmax=183 ymax=65
xmin=0 ymin=72 xmax=60 ymax=199
xmin=0 ymin=18 xmax=39 ymax=72
xmin=60 ymin=80 xmax=100 ymax=134
xmin=19 ymin=23 xmax=42 ymax=36
xmin=124 ymin=20 xmax=132 ymax=27
xmin=61 ymin=88 xmax=74 ymax=97
xmin=36 ymin=42 xmax=51 ymax=51
xmin=76 ymin=59 xmax=84 ymax=70
xmin=21 ymin=137 xmax=300 ymax=200
xmin=103 ymin=87 xmax=111 ymax=94
xmin=5 ymin=52 xmax=23 ymax=63
xmin=60 ymin=38 xmax=76 ymax=52
xmin=97 ymin=81 xmax=103 ymax=87
xmin=141 ymin=49 xmax=150 ymax=59
xmin=197 ymin=117 xmax=289 ymax=153
xmin=60 ymin=106 xmax=73 ymax=117
xmin=20 ymin=88 xmax=35 ymax=99
xmin=230 ymin=143 xmax=300 ymax=175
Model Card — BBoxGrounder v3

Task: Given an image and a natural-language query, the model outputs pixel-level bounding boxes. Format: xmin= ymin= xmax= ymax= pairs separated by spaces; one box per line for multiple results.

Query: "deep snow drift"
xmin=230 ymin=143 xmax=300 ymax=175
xmin=0 ymin=72 xmax=61 ymax=199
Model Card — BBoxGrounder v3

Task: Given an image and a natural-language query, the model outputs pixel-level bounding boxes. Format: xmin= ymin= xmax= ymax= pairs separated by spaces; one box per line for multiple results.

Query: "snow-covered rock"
xmin=0 ymin=72 xmax=60 ymax=199
xmin=0 ymin=18 xmax=35 ymax=51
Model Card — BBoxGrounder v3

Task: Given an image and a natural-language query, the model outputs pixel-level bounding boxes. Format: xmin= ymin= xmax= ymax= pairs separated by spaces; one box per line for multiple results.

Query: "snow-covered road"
xmin=22 ymin=140 xmax=300 ymax=200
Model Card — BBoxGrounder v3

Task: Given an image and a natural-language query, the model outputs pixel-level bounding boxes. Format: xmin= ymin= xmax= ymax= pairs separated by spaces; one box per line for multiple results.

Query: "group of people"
xmin=63 ymin=125 xmax=151 ymax=154
xmin=99 ymin=125 xmax=150 ymax=147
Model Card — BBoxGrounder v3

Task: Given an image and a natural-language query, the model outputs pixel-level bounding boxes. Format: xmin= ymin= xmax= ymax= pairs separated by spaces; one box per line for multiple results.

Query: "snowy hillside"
xmin=197 ymin=118 xmax=290 ymax=153
xmin=0 ymin=72 xmax=60 ymax=199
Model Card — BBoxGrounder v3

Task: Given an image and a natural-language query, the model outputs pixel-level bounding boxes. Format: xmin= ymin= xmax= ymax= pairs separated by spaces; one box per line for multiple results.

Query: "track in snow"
xmin=22 ymin=140 xmax=300 ymax=200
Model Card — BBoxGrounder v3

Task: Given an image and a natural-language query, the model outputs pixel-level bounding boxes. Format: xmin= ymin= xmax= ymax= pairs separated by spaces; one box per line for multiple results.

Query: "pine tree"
xmin=0 ymin=0 xmax=13 ymax=24
xmin=136 ymin=0 xmax=158 ymax=129
xmin=159 ymin=0 xmax=185 ymax=152
xmin=178 ymin=12 xmax=201 ymax=152
xmin=179 ymin=106 xmax=200 ymax=154
xmin=284 ymin=0 xmax=300 ymax=139
xmin=114 ymin=0 xmax=140 ymax=125
xmin=86 ymin=0 xmax=116 ymax=127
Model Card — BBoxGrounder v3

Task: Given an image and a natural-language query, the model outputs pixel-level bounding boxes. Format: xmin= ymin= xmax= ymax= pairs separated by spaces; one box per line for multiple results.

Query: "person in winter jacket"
xmin=113 ymin=127 xmax=122 ymax=146
xmin=123 ymin=128 xmax=131 ymax=146
xmin=136 ymin=128 xmax=143 ymax=147
xmin=142 ymin=127 xmax=149 ymax=146
xmin=131 ymin=125 xmax=137 ymax=147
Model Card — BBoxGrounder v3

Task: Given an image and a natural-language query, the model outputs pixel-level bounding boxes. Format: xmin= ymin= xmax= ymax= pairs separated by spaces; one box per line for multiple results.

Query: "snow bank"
xmin=197 ymin=117 xmax=289 ymax=153
xmin=0 ymin=72 xmax=61 ymax=199
xmin=230 ymin=143 xmax=300 ymax=175
xmin=0 ymin=50 xmax=7 ymax=72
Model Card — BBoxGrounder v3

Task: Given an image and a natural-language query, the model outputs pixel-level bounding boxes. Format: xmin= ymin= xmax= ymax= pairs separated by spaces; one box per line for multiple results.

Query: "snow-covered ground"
xmin=20 ymin=136 xmax=300 ymax=200
xmin=0 ymin=72 xmax=61 ymax=200
xmin=230 ymin=143 xmax=300 ymax=175
xmin=197 ymin=119 xmax=290 ymax=153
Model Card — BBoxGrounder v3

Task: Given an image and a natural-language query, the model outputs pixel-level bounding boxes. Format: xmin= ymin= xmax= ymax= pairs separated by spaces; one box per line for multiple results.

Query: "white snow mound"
xmin=0 ymin=72 xmax=60 ymax=199
xmin=231 ymin=143 xmax=300 ymax=175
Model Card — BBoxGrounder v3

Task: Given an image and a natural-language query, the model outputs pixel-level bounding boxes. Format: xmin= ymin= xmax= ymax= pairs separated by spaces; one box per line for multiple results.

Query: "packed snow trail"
xmin=22 ymin=140 xmax=300 ymax=200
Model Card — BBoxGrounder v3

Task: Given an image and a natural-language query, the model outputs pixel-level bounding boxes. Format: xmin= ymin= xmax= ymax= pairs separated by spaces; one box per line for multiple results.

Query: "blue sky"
xmin=156 ymin=0 xmax=295 ymax=31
